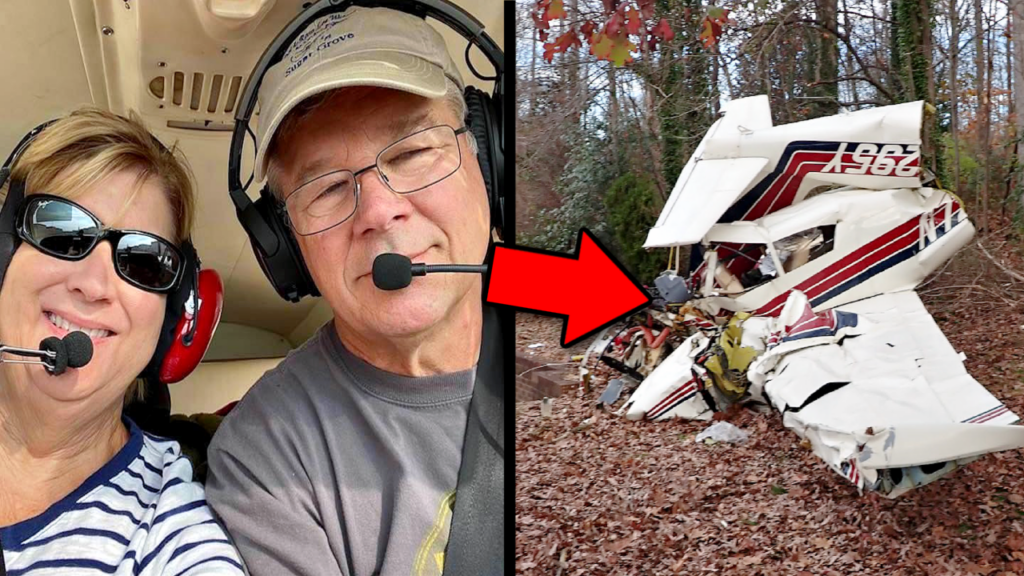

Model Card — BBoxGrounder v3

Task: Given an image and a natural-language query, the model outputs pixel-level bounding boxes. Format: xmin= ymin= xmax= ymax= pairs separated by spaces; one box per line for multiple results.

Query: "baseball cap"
xmin=253 ymin=6 xmax=466 ymax=182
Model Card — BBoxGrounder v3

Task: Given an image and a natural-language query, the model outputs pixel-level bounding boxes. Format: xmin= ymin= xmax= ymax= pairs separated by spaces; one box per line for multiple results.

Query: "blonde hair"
xmin=2 ymin=108 xmax=196 ymax=243
xmin=1 ymin=108 xmax=197 ymax=403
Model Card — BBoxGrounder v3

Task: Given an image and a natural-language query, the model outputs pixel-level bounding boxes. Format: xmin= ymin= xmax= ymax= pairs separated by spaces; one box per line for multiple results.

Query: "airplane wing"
xmin=644 ymin=156 xmax=770 ymax=248
xmin=760 ymin=290 xmax=1024 ymax=496
xmin=644 ymin=96 xmax=773 ymax=249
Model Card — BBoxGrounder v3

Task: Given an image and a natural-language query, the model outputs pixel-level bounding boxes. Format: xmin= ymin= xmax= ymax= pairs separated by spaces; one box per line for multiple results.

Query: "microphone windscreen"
xmin=39 ymin=336 xmax=68 ymax=375
xmin=373 ymin=253 xmax=412 ymax=291
xmin=63 ymin=331 xmax=94 ymax=369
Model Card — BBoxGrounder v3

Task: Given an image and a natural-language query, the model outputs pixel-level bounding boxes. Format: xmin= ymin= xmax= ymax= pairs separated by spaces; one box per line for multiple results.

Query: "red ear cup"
xmin=159 ymin=268 xmax=224 ymax=384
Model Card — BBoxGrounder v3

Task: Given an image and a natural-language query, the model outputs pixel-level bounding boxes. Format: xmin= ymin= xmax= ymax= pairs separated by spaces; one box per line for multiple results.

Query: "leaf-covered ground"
xmin=515 ymin=232 xmax=1024 ymax=575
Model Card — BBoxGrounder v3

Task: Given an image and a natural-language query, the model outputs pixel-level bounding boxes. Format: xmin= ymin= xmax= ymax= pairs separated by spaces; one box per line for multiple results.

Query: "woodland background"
xmin=516 ymin=0 xmax=1024 ymax=279
xmin=515 ymin=1 xmax=1024 ymax=573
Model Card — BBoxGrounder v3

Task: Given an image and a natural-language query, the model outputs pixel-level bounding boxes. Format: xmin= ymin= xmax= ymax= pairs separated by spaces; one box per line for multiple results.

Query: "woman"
xmin=0 ymin=110 xmax=244 ymax=574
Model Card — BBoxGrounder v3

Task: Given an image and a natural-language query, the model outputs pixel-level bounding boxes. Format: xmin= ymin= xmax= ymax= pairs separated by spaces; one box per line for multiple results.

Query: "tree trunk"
xmin=812 ymin=0 xmax=839 ymax=116
xmin=951 ymin=0 xmax=961 ymax=192
xmin=562 ymin=0 xmax=581 ymax=124
xmin=1015 ymin=0 xmax=1024 ymax=209
xmin=843 ymin=0 xmax=860 ymax=107
xmin=644 ymin=79 xmax=670 ymax=200
xmin=920 ymin=0 xmax=935 ymax=105
xmin=1009 ymin=2 xmax=1017 ymax=217
xmin=711 ymin=48 xmax=721 ymax=116
xmin=720 ymin=49 xmax=736 ymax=99
xmin=975 ymin=0 xmax=989 ymax=232
xmin=608 ymin=62 xmax=620 ymax=168
xmin=985 ymin=10 xmax=993 ymax=225
xmin=530 ymin=15 xmax=537 ymax=117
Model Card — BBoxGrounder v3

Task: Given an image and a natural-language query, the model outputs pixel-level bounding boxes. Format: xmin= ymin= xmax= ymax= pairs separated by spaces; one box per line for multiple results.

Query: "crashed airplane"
xmin=588 ymin=95 xmax=1024 ymax=498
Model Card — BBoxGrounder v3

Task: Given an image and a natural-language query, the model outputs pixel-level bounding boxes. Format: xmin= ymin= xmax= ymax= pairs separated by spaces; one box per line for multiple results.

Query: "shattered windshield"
xmin=696 ymin=225 xmax=837 ymax=295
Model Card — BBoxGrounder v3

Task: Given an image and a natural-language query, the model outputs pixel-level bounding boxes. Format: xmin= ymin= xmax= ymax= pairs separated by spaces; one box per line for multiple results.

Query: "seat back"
xmin=169 ymin=357 xmax=284 ymax=415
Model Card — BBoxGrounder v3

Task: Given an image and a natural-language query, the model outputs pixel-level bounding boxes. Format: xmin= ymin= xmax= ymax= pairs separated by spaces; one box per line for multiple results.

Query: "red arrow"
xmin=485 ymin=228 xmax=652 ymax=347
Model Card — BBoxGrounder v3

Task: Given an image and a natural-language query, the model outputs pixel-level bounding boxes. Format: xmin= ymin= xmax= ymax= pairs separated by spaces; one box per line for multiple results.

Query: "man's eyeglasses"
xmin=18 ymin=195 xmax=184 ymax=294
xmin=283 ymin=125 xmax=469 ymax=236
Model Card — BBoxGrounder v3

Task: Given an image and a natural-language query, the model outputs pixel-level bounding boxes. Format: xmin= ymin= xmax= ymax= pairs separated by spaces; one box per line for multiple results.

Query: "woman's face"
xmin=0 ymin=169 xmax=174 ymax=417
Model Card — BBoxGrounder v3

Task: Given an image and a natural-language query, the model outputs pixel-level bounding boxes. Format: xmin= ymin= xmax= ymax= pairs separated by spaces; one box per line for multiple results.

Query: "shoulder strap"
xmin=442 ymin=306 xmax=505 ymax=575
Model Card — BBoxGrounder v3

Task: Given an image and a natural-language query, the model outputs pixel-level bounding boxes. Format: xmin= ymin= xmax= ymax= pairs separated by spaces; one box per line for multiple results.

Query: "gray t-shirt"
xmin=206 ymin=322 xmax=474 ymax=576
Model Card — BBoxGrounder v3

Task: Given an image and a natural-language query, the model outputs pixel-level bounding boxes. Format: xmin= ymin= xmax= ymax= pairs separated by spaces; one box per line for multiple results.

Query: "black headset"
xmin=0 ymin=120 xmax=202 ymax=386
xmin=228 ymin=0 xmax=504 ymax=303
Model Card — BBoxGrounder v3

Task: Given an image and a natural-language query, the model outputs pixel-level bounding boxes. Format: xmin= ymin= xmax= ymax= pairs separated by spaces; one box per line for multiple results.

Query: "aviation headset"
xmin=0 ymin=120 xmax=223 ymax=386
xmin=228 ymin=0 xmax=504 ymax=302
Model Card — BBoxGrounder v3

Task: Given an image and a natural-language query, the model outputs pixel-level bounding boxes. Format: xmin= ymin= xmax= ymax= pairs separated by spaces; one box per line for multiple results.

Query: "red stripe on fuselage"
xmin=753 ymin=203 xmax=955 ymax=316
xmin=706 ymin=149 xmax=914 ymax=285
xmin=753 ymin=216 xmax=920 ymax=316
xmin=647 ymin=379 xmax=697 ymax=419
xmin=742 ymin=151 xmax=917 ymax=221
xmin=971 ymin=406 xmax=1010 ymax=424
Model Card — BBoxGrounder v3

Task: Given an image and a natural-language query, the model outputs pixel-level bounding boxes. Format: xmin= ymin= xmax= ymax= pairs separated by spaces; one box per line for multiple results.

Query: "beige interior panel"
xmin=169 ymin=357 xmax=284 ymax=415
xmin=288 ymin=298 xmax=334 ymax=345
xmin=0 ymin=1 xmax=95 ymax=155
xmin=220 ymin=230 xmax=324 ymax=337
xmin=205 ymin=322 xmax=293 ymax=360
xmin=150 ymin=127 xmax=247 ymax=278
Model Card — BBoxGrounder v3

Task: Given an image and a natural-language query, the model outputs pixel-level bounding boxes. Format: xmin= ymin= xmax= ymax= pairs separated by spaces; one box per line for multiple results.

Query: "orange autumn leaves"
xmin=533 ymin=0 xmax=730 ymax=67
xmin=701 ymin=5 xmax=731 ymax=48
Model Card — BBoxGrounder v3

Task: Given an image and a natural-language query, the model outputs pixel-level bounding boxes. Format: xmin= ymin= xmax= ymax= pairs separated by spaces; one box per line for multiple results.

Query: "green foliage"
xmin=521 ymin=131 xmax=670 ymax=284
xmin=520 ymin=128 xmax=614 ymax=252
xmin=805 ymin=0 xmax=839 ymax=118
xmin=941 ymin=131 xmax=979 ymax=188
xmin=891 ymin=0 xmax=928 ymax=102
xmin=1011 ymin=144 xmax=1024 ymax=230
xmin=604 ymin=173 xmax=668 ymax=282
xmin=890 ymin=0 xmax=946 ymax=183
xmin=658 ymin=0 xmax=716 ymax=187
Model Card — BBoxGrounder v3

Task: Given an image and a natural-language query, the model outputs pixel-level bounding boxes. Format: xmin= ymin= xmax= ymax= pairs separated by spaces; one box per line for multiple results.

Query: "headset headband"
xmin=0 ymin=121 xmax=57 ymax=191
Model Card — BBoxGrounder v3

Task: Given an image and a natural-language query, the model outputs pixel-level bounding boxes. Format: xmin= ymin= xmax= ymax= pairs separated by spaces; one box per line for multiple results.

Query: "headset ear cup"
xmin=248 ymin=187 xmax=319 ymax=302
xmin=464 ymin=86 xmax=502 ymax=230
xmin=159 ymin=268 xmax=224 ymax=384
xmin=142 ymin=241 xmax=197 ymax=384
xmin=0 ymin=177 xmax=25 ymax=291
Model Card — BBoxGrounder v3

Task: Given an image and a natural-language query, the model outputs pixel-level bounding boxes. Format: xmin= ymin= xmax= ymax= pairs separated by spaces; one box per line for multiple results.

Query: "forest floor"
xmin=514 ymin=215 xmax=1024 ymax=575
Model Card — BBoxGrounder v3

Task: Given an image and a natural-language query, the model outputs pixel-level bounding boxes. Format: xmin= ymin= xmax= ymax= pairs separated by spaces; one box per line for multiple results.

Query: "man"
xmin=206 ymin=5 xmax=502 ymax=575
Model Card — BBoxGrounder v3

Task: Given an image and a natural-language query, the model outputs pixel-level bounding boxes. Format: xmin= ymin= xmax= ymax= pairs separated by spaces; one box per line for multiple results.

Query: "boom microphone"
xmin=372 ymin=253 xmax=488 ymax=291
xmin=44 ymin=331 xmax=93 ymax=372
xmin=0 ymin=331 xmax=94 ymax=375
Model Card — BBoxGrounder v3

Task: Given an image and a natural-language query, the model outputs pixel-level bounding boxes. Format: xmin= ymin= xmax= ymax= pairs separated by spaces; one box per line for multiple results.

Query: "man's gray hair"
xmin=266 ymin=77 xmax=477 ymax=199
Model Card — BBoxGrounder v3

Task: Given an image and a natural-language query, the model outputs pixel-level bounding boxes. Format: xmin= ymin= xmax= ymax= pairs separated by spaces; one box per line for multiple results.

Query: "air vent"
xmin=148 ymin=70 xmax=246 ymax=115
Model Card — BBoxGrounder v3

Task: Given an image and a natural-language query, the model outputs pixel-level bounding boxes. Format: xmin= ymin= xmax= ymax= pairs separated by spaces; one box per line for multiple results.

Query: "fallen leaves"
xmin=516 ymin=213 xmax=1024 ymax=574
xmin=602 ymin=532 xmax=636 ymax=553
xmin=516 ymin=311 xmax=1024 ymax=573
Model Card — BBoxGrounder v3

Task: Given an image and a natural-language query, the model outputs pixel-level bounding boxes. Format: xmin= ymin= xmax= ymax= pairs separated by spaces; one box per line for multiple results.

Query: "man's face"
xmin=272 ymin=87 xmax=490 ymax=341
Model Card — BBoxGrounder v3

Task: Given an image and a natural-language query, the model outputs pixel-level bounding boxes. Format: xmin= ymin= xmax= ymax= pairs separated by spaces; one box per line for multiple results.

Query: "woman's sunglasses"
xmin=17 ymin=194 xmax=184 ymax=294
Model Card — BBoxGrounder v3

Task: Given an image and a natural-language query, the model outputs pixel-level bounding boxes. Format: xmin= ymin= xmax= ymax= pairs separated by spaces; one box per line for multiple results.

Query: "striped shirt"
xmin=0 ymin=418 xmax=244 ymax=575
